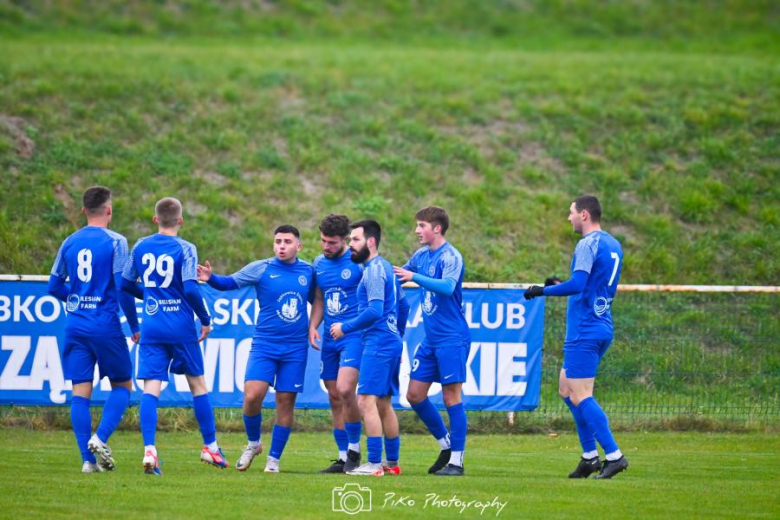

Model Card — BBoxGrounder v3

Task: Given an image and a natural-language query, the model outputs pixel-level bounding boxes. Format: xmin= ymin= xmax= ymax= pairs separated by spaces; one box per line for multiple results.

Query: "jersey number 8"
xmin=77 ymin=249 xmax=92 ymax=282
xmin=142 ymin=253 xmax=174 ymax=288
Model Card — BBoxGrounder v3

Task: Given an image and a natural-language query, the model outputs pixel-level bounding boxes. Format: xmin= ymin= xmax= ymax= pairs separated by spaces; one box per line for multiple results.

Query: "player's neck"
xmin=366 ymin=250 xmax=379 ymax=263
xmin=85 ymin=218 xmax=109 ymax=228
xmin=428 ymin=236 xmax=447 ymax=251
xmin=157 ymin=227 xmax=179 ymax=237
xmin=581 ymin=223 xmax=601 ymax=236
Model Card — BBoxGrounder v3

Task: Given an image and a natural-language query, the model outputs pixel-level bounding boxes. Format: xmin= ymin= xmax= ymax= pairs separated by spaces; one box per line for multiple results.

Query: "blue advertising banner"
xmin=0 ymin=280 xmax=543 ymax=411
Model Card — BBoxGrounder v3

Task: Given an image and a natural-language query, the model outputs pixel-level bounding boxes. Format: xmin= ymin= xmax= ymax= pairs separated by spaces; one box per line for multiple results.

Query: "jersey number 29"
xmin=142 ymin=253 xmax=174 ymax=288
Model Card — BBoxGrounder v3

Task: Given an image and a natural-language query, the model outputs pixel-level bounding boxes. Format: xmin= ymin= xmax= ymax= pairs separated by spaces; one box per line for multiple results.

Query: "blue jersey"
xmin=565 ymin=230 xmax=623 ymax=342
xmin=230 ymin=257 xmax=314 ymax=349
xmin=122 ymin=234 xmax=201 ymax=344
xmin=312 ymin=250 xmax=363 ymax=349
xmin=403 ymin=242 xmax=471 ymax=347
xmin=356 ymin=256 xmax=402 ymax=356
xmin=50 ymin=226 xmax=130 ymax=337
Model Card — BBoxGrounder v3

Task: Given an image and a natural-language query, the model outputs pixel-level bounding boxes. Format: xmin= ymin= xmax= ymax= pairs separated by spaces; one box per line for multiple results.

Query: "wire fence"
xmin=535 ymin=290 xmax=779 ymax=423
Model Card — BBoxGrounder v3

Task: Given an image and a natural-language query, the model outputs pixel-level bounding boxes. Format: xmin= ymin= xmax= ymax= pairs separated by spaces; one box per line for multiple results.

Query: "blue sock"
xmin=367 ymin=436 xmax=383 ymax=464
xmin=564 ymin=397 xmax=597 ymax=454
xmin=345 ymin=421 xmax=362 ymax=447
xmin=243 ymin=413 xmax=262 ymax=443
xmin=446 ymin=402 xmax=467 ymax=452
xmin=333 ymin=428 xmax=348 ymax=453
xmin=269 ymin=424 xmax=291 ymax=460
xmin=71 ymin=396 xmax=95 ymax=463
xmin=384 ymin=436 xmax=400 ymax=462
xmin=412 ymin=398 xmax=448 ymax=440
xmin=193 ymin=394 xmax=217 ymax=445
xmin=96 ymin=386 xmax=130 ymax=443
xmin=140 ymin=393 xmax=159 ymax=446
xmin=577 ymin=397 xmax=619 ymax=455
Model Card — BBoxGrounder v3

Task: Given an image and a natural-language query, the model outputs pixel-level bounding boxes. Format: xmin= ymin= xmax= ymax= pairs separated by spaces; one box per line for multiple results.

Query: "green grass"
xmin=0 ymin=2 xmax=778 ymax=284
xmin=0 ymin=430 xmax=777 ymax=518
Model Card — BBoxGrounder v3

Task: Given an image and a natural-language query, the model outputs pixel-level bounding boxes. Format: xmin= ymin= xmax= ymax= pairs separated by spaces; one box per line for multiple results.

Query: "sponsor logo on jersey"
xmin=145 ymin=297 xmax=159 ymax=316
xmin=66 ymin=294 xmax=80 ymax=313
xmin=325 ymin=288 xmax=349 ymax=317
xmin=277 ymin=291 xmax=304 ymax=323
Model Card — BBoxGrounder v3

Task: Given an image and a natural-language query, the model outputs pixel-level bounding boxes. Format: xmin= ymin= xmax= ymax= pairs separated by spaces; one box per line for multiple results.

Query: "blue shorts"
xmin=357 ymin=353 xmax=400 ymax=397
xmin=137 ymin=342 xmax=204 ymax=380
xmin=562 ymin=339 xmax=612 ymax=379
xmin=246 ymin=345 xmax=308 ymax=393
xmin=63 ymin=334 xmax=132 ymax=384
xmin=320 ymin=338 xmax=363 ymax=381
xmin=410 ymin=340 xmax=470 ymax=385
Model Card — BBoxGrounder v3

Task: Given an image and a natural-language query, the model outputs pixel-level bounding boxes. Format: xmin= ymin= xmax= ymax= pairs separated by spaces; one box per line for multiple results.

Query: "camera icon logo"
xmin=332 ymin=483 xmax=372 ymax=515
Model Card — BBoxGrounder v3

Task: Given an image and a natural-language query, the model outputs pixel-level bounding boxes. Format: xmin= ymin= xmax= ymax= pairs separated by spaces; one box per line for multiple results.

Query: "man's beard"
xmin=324 ymin=245 xmax=346 ymax=259
xmin=350 ymin=244 xmax=370 ymax=264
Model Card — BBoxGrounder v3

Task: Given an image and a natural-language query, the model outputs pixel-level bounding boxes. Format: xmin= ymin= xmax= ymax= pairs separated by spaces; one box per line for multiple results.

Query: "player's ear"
xmin=152 ymin=215 xmax=159 ymax=224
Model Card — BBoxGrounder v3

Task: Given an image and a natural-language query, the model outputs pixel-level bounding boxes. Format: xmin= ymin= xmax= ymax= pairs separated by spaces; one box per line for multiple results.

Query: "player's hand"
xmin=330 ymin=323 xmax=344 ymax=340
xmin=309 ymin=327 xmax=321 ymax=350
xmin=393 ymin=266 xmax=414 ymax=283
xmin=544 ymin=277 xmax=562 ymax=287
xmin=198 ymin=324 xmax=211 ymax=342
xmin=524 ymin=285 xmax=545 ymax=300
xmin=131 ymin=331 xmax=141 ymax=344
xmin=197 ymin=260 xmax=213 ymax=282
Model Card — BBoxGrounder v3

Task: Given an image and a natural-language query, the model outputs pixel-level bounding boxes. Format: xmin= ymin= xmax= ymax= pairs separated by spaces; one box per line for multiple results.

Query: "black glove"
xmin=524 ymin=285 xmax=544 ymax=300
xmin=544 ymin=277 xmax=562 ymax=287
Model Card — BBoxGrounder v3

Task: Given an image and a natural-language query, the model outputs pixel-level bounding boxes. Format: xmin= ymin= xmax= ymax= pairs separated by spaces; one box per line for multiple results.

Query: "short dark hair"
xmin=415 ymin=206 xmax=449 ymax=235
xmin=574 ymin=195 xmax=601 ymax=223
xmin=319 ymin=214 xmax=350 ymax=238
xmin=82 ymin=186 xmax=111 ymax=215
xmin=274 ymin=224 xmax=300 ymax=238
xmin=350 ymin=219 xmax=381 ymax=248
xmin=155 ymin=197 xmax=182 ymax=228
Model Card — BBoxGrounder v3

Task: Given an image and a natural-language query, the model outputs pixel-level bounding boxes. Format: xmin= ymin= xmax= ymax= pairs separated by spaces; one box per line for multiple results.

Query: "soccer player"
xmin=198 ymin=225 xmax=314 ymax=474
xmin=122 ymin=197 xmax=226 ymax=476
xmin=393 ymin=206 xmax=472 ymax=476
xmin=331 ymin=220 xmax=405 ymax=477
xmin=308 ymin=215 xmax=365 ymax=473
xmin=48 ymin=186 xmax=140 ymax=473
xmin=524 ymin=195 xmax=628 ymax=479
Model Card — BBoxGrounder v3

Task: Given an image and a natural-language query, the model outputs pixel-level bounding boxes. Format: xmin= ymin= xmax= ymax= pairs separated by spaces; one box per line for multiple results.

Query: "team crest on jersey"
xmin=422 ymin=290 xmax=438 ymax=315
xmin=145 ymin=297 xmax=159 ymax=316
xmin=325 ymin=288 xmax=349 ymax=317
xmin=387 ymin=315 xmax=398 ymax=334
xmin=341 ymin=269 xmax=351 ymax=280
xmin=298 ymin=275 xmax=307 ymax=286
xmin=66 ymin=294 xmax=80 ymax=313
xmin=428 ymin=265 xmax=436 ymax=276
xmin=594 ymin=297 xmax=613 ymax=316
xmin=277 ymin=291 xmax=304 ymax=323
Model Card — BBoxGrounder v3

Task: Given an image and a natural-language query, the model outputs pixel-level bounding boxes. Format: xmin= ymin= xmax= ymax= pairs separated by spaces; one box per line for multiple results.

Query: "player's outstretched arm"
xmin=407 ymin=272 xmax=457 ymax=296
xmin=182 ymin=279 xmax=212 ymax=339
xmin=397 ymin=287 xmax=410 ymax=337
xmin=309 ymin=288 xmax=324 ymax=350
xmin=525 ymin=271 xmax=589 ymax=300
xmin=198 ymin=260 xmax=239 ymax=291
xmin=47 ymin=274 xmax=70 ymax=302
xmin=339 ymin=299 xmax=383 ymax=335
xmin=114 ymin=273 xmax=140 ymax=335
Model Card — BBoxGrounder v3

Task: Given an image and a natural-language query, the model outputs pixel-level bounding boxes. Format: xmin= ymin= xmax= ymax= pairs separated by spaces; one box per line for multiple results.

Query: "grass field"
xmin=0 ymin=430 xmax=777 ymax=518
xmin=1 ymin=2 xmax=778 ymax=284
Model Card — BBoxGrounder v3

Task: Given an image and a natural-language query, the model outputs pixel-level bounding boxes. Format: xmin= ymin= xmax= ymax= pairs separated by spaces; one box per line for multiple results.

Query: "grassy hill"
xmin=0 ymin=1 xmax=778 ymax=283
